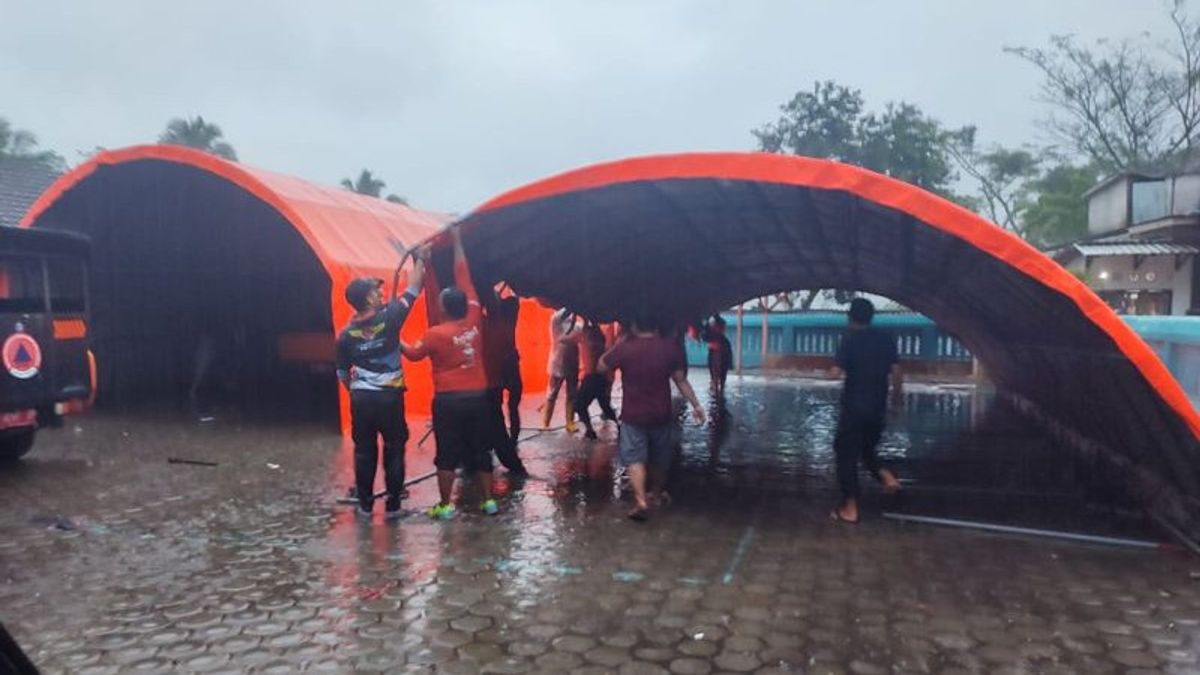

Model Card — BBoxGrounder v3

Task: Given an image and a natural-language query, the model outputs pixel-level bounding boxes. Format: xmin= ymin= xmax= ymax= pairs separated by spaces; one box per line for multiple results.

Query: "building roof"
xmin=0 ymin=156 xmax=61 ymax=228
xmin=1073 ymin=241 xmax=1200 ymax=257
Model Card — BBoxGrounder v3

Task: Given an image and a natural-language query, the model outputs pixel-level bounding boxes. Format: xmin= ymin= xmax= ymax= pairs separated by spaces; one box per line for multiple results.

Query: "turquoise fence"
xmin=1121 ymin=316 xmax=1200 ymax=405
xmin=690 ymin=312 xmax=1200 ymax=406
xmin=684 ymin=312 xmax=969 ymax=368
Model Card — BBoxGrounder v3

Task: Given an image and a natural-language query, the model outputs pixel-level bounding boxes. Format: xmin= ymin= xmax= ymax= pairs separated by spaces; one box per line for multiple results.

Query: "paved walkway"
xmin=2 ymin=374 xmax=1198 ymax=673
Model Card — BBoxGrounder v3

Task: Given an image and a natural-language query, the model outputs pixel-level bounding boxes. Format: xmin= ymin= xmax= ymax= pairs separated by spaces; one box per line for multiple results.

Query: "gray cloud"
xmin=2 ymin=1 xmax=1174 ymax=212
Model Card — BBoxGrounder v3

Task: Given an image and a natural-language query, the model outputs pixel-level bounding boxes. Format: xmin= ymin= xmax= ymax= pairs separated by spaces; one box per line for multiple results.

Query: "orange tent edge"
xmin=471 ymin=151 xmax=1200 ymax=443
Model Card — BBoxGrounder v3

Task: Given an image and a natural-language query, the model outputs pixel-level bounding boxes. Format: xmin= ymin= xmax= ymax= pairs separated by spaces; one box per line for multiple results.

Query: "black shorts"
xmin=432 ymin=393 xmax=493 ymax=473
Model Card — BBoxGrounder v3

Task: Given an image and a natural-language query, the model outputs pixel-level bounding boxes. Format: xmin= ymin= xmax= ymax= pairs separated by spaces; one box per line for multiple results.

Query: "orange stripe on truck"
xmin=53 ymin=319 xmax=87 ymax=340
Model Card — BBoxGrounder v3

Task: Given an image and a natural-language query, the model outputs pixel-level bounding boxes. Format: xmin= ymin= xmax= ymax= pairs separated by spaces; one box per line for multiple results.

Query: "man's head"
xmin=346 ymin=277 xmax=384 ymax=312
xmin=848 ymin=297 xmax=875 ymax=327
xmin=439 ymin=286 xmax=468 ymax=319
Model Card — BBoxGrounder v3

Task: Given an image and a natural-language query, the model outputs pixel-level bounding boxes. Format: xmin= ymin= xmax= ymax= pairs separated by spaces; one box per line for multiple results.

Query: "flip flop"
xmin=627 ymin=507 xmax=650 ymax=522
xmin=829 ymin=509 xmax=859 ymax=525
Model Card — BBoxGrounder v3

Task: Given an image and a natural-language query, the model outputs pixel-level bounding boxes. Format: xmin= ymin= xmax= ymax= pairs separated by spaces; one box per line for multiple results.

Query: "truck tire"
xmin=0 ymin=428 xmax=36 ymax=463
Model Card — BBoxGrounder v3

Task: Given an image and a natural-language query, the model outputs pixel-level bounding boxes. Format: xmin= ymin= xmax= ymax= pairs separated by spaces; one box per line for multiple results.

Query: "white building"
xmin=1053 ymin=172 xmax=1200 ymax=315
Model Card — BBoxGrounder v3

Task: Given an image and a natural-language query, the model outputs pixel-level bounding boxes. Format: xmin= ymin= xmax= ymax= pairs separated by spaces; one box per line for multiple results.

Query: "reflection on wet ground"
xmin=1 ymin=371 xmax=1199 ymax=673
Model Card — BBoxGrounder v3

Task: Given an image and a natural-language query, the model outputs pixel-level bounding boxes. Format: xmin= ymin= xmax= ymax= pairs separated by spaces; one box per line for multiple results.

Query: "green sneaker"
xmin=481 ymin=499 xmax=499 ymax=516
xmin=427 ymin=503 xmax=456 ymax=520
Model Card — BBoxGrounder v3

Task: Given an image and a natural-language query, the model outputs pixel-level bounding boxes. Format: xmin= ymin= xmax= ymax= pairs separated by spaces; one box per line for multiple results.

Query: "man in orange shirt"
xmin=402 ymin=225 xmax=498 ymax=519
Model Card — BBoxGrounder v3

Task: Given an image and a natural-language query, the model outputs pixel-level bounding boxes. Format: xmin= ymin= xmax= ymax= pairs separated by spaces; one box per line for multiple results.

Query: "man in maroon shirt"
xmin=599 ymin=317 xmax=705 ymax=521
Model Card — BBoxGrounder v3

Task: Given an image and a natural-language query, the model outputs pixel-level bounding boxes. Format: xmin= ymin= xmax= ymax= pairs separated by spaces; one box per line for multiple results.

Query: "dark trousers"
xmin=488 ymin=387 xmax=526 ymax=472
xmin=350 ymin=390 xmax=408 ymax=509
xmin=833 ymin=411 xmax=886 ymax=500
xmin=574 ymin=373 xmax=617 ymax=434
xmin=708 ymin=351 xmax=730 ymax=392
xmin=500 ymin=356 xmax=523 ymax=442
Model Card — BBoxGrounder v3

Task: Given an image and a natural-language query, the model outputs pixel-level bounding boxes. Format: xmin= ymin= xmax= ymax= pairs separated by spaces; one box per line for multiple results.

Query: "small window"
xmin=0 ymin=256 xmax=45 ymax=314
xmin=46 ymin=256 xmax=86 ymax=313
xmin=1132 ymin=180 xmax=1169 ymax=224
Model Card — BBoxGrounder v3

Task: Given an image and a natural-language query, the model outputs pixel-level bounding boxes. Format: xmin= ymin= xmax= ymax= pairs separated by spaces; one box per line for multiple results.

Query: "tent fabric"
xmin=454 ymin=151 xmax=1200 ymax=532
xmin=18 ymin=145 xmax=485 ymax=420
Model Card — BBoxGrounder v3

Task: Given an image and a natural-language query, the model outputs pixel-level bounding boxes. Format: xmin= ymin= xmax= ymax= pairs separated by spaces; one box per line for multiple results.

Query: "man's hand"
xmin=691 ymin=403 xmax=706 ymax=425
xmin=406 ymin=257 xmax=426 ymax=293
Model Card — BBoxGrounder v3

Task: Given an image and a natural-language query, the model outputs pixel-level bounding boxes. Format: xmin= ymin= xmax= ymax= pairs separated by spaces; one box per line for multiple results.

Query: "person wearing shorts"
xmin=599 ymin=316 xmax=705 ymax=521
xmin=543 ymin=308 xmax=580 ymax=432
xmin=403 ymin=225 xmax=499 ymax=519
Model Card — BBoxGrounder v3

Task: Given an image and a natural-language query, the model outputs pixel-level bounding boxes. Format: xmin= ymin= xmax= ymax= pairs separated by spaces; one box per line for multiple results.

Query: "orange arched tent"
xmin=20 ymin=144 xmax=551 ymax=424
xmin=454 ymin=151 xmax=1200 ymax=538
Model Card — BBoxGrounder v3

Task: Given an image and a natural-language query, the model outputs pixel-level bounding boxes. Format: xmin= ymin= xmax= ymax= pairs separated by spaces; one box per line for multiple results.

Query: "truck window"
xmin=47 ymin=255 xmax=86 ymax=313
xmin=0 ymin=256 xmax=45 ymax=314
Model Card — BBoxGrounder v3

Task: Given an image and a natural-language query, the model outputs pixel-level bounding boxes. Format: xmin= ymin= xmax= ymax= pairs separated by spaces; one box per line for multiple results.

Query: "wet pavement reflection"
xmin=2 ymin=371 xmax=1199 ymax=673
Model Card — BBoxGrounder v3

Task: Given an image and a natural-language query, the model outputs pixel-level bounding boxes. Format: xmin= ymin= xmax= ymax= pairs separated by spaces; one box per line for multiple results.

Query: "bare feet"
xmin=830 ymin=502 xmax=859 ymax=524
xmin=879 ymin=469 xmax=902 ymax=495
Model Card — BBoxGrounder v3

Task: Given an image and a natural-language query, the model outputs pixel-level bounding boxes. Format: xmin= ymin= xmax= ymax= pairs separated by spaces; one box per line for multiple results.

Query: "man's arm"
xmin=671 ymin=370 xmax=706 ymax=424
xmin=420 ymin=246 xmax=445 ymax=326
xmin=400 ymin=339 xmax=430 ymax=361
xmin=404 ymin=256 xmax=425 ymax=297
xmin=335 ymin=336 xmax=352 ymax=388
xmin=450 ymin=225 xmax=478 ymax=304
xmin=831 ymin=335 xmax=848 ymax=379
xmin=383 ymin=257 xmax=424 ymax=333
xmin=597 ymin=341 xmax=621 ymax=375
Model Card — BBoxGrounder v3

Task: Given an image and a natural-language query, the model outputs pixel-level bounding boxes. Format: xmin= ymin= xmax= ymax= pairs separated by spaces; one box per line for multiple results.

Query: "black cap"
xmin=345 ymin=277 xmax=383 ymax=311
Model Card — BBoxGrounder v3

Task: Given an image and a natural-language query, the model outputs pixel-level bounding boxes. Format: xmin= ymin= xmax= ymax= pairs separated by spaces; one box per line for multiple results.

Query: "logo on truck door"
xmin=3 ymin=330 xmax=42 ymax=379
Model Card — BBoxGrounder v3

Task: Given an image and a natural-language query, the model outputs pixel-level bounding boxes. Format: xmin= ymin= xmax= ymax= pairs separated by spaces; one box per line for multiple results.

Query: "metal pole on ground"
xmin=882 ymin=512 xmax=1170 ymax=550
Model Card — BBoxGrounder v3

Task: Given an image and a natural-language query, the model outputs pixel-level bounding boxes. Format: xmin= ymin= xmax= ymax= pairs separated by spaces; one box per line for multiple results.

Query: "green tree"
xmin=341 ymin=169 xmax=407 ymax=204
xmin=1006 ymin=1 xmax=1200 ymax=172
xmin=1022 ymin=164 xmax=1101 ymax=247
xmin=0 ymin=116 xmax=65 ymax=170
xmin=754 ymin=80 xmax=972 ymax=196
xmin=158 ymin=116 xmax=238 ymax=160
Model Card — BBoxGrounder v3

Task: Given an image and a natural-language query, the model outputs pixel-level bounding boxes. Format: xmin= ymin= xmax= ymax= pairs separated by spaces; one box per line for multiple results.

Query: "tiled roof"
xmin=0 ymin=157 xmax=62 ymax=228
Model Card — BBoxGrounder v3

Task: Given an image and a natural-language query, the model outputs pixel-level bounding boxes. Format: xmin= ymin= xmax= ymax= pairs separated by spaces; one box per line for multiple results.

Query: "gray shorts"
xmin=618 ymin=423 xmax=674 ymax=468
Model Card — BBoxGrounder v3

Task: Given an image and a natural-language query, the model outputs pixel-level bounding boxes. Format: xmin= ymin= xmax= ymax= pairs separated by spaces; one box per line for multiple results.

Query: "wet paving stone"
xmin=2 ymin=388 xmax=1200 ymax=674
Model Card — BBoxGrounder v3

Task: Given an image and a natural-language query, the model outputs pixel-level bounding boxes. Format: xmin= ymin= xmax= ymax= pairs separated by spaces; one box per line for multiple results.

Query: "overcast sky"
xmin=1 ymin=1 xmax=1179 ymax=213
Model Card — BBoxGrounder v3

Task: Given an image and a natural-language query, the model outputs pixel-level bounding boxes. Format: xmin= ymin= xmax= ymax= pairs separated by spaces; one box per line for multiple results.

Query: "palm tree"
xmin=341 ymin=169 xmax=386 ymax=197
xmin=158 ymin=116 xmax=238 ymax=160
xmin=341 ymin=169 xmax=408 ymax=205
xmin=0 ymin=117 xmax=65 ymax=169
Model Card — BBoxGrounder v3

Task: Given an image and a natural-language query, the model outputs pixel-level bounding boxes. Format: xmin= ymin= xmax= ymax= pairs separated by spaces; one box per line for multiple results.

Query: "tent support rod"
xmin=882 ymin=512 xmax=1168 ymax=550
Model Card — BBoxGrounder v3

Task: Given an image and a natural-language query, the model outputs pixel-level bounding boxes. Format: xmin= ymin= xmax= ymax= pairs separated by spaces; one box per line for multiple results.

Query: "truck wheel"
xmin=0 ymin=428 xmax=36 ymax=463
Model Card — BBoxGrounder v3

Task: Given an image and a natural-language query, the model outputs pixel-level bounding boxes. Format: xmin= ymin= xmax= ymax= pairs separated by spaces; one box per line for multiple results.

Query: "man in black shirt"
xmin=830 ymin=298 xmax=902 ymax=523
xmin=336 ymin=257 xmax=425 ymax=520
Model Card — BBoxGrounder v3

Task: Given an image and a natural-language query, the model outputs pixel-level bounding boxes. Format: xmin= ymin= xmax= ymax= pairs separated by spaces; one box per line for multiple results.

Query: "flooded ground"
xmin=2 ymin=370 xmax=1199 ymax=673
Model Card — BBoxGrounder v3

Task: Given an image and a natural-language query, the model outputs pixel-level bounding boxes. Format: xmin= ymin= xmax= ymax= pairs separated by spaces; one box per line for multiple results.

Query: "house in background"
xmin=1053 ymin=172 xmax=1200 ymax=315
xmin=0 ymin=156 xmax=62 ymax=228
